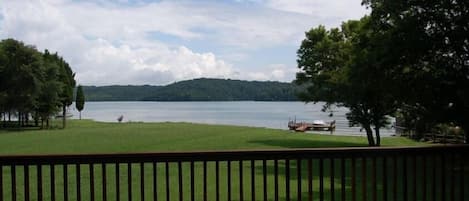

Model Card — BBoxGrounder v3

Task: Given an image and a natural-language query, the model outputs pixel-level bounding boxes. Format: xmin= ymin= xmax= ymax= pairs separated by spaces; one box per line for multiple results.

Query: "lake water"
xmin=70 ymin=101 xmax=396 ymax=136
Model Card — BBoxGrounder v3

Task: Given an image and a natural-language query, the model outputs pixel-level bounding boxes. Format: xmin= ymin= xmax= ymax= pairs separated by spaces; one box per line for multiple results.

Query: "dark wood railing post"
xmin=51 ymin=164 xmax=55 ymax=201
xmin=24 ymin=165 xmax=29 ymax=201
xmin=0 ymin=145 xmax=466 ymax=201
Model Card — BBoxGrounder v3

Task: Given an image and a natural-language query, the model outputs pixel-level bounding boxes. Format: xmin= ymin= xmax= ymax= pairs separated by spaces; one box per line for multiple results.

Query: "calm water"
xmin=71 ymin=101 xmax=395 ymax=136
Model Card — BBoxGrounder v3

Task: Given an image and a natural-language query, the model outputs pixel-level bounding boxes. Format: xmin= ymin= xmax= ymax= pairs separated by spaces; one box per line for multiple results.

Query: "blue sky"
xmin=0 ymin=0 xmax=368 ymax=86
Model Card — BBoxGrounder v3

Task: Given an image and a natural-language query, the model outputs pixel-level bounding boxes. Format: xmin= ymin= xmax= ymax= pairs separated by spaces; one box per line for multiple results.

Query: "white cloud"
xmin=246 ymin=64 xmax=296 ymax=82
xmin=0 ymin=0 xmax=234 ymax=85
xmin=0 ymin=0 xmax=368 ymax=85
xmin=265 ymin=0 xmax=368 ymax=26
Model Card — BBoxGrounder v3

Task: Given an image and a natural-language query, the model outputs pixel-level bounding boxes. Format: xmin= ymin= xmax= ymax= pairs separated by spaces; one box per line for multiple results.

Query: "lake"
xmin=70 ymin=101 xmax=396 ymax=136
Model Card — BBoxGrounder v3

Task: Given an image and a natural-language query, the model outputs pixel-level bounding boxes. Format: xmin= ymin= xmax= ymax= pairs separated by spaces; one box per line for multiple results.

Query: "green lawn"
xmin=2 ymin=120 xmax=458 ymax=201
xmin=0 ymin=119 xmax=422 ymax=155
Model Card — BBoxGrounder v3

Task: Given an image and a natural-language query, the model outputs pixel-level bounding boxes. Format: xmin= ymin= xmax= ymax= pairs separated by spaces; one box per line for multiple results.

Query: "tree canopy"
xmin=297 ymin=0 xmax=469 ymax=144
xmin=0 ymin=38 xmax=76 ymax=129
xmin=75 ymin=85 xmax=85 ymax=120
xmin=296 ymin=17 xmax=395 ymax=146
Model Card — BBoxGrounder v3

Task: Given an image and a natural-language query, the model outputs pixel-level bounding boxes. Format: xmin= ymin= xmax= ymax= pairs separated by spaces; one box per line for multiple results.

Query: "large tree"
xmin=296 ymin=17 xmax=395 ymax=146
xmin=0 ymin=39 xmax=76 ymax=129
xmin=363 ymin=0 xmax=469 ymax=141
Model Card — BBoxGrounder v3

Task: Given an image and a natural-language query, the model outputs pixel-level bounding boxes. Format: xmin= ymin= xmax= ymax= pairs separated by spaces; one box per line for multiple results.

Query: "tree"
xmin=296 ymin=17 xmax=395 ymax=146
xmin=75 ymin=85 xmax=85 ymax=120
xmin=36 ymin=49 xmax=61 ymax=128
xmin=0 ymin=39 xmax=76 ymax=129
xmin=363 ymin=0 xmax=469 ymax=142
xmin=0 ymin=39 xmax=43 ymax=127
xmin=55 ymin=55 xmax=76 ymax=128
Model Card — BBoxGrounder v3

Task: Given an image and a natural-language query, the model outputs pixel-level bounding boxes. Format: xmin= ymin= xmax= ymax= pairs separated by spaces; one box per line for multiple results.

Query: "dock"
xmin=288 ymin=120 xmax=336 ymax=134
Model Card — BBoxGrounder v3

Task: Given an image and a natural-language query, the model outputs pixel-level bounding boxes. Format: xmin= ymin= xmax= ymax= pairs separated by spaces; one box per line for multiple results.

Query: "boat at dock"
xmin=288 ymin=120 xmax=336 ymax=133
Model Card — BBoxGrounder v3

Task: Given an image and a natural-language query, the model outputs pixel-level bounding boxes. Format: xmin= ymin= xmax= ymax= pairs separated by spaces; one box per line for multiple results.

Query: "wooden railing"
xmin=0 ymin=145 xmax=468 ymax=201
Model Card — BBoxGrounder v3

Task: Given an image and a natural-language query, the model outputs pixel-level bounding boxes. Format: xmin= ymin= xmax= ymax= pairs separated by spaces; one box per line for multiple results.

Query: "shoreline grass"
xmin=0 ymin=119 xmax=424 ymax=155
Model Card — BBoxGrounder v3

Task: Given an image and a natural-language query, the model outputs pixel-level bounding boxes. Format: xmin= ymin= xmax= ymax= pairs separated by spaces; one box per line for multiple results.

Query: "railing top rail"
xmin=0 ymin=145 xmax=467 ymax=165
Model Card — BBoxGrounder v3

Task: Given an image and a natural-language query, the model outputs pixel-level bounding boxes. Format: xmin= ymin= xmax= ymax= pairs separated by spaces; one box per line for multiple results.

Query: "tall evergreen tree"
xmin=75 ymin=85 xmax=85 ymax=120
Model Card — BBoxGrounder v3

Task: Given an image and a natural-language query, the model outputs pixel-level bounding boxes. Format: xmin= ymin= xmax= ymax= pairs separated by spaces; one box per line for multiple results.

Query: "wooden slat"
xmin=64 ymin=165 xmax=68 ymax=201
xmin=153 ymin=162 xmax=157 ymax=201
xmin=319 ymin=158 xmax=323 ymax=201
xmin=450 ymin=153 xmax=455 ymax=201
xmin=460 ymin=154 xmax=464 ymax=201
xmin=227 ymin=161 xmax=231 ymax=201
xmin=165 ymin=162 xmax=169 ymax=201
xmin=51 ymin=165 xmax=55 ymax=201
xmin=372 ymin=156 xmax=377 ymax=201
xmin=0 ymin=165 xmax=2 ymax=200
xmin=141 ymin=162 xmax=145 ymax=201
xmin=239 ymin=160 xmax=243 ymax=201
xmin=341 ymin=157 xmax=345 ymax=201
xmin=403 ymin=156 xmax=407 ymax=201
xmin=382 ymin=157 xmax=387 ymax=201
xmin=251 ymin=160 xmax=255 ymax=201
xmin=432 ymin=156 xmax=436 ymax=201
xmin=116 ymin=163 xmax=120 ymax=201
xmin=297 ymin=159 xmax=302 ymax=201
xmin=422 ymin=156 xmax=426 ymax=201
xmin=76 ymin=164 xmax=80 ymax=201
xmin=216 ymin=161 xmax=219 ymax=201
xmin=361 ymin=157 xmax=366 ymax=201
xmin=263 ymin=160 xmax=267 ymax=201
xmin=203 ymin=161 xmax=207 ymax=201
xmin=35 ymin=165 xmax=42 ymax=201
xmin=286 ymin=159 xmax=290 ymax=201
xmin=308 ymin=159 xmax=312 ymax=201
xmin=274 ymin=160 xmax=278 ymax=201
xmin=102 ymin=163 xmax=107 ymax=201
xmin=190 ymin=161 xmax=194 ymax=201
xmin=441 ymin=155 xmax=445 ymax=201
xmin=352 ymin=158 xmax=356 ymax=201
xmin=11 ymin=165 xmax=16 ymax=201
xmin=90 ymin=164 xmax=95 ymax=201
xmin=179 ymin=161 xmax=183 ymax=201
xmin=128 ymin=163 xmax=132 ymax=201
xmin=393 ymin=156 xmax=398 ymax=201
xmin=24 ymin=165 xmax=29 ymax=201
xmin=412 ymin=155 xmax=417 ymax=201
xmin=331 ymin=158 xmax=335 ymax=201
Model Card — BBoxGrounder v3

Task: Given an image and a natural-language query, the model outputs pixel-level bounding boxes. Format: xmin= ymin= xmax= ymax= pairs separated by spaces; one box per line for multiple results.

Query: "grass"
xmin=2 ymin=120 xmax=461 ymax=201
xmin=0 ymin=119 xmax=422 ymax=155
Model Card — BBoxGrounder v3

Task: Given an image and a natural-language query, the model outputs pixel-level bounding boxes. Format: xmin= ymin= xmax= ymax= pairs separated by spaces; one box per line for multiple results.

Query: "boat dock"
xmin=288 ymin=120 xmax=336 ymax=134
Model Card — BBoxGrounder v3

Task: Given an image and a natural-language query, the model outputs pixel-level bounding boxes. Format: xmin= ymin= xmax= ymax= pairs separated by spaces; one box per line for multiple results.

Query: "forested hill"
xmin=82 ymin=78 xmax=300 ymax=101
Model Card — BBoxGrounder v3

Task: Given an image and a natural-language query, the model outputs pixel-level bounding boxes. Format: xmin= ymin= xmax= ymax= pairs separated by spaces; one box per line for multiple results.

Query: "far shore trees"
xmin=75 ymin=85 xmax=85 ymax=120
xmin=0 ymin=38 xmax=76 ymax=129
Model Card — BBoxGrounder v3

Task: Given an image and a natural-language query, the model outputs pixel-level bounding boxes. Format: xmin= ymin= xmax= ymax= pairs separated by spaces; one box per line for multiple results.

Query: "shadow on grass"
xmin=248 ymin=139 xmax=366 ymax=149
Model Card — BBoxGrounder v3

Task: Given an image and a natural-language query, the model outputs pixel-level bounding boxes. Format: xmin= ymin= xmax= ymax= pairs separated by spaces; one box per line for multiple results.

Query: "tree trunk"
xmin=46 ymin=118 xmax=49 ymax=129
xmin=364 ymin=125 xmax=376 ymax=146
xmin=374 ymin=126 xmax=381 ymax=146
xmin=8 ymin=111 xmax=11 ymax=122
xmin=62 ymin=105 xmax=66 ymax=129
xmin=79 ymin=111 xmax=81 ymax=120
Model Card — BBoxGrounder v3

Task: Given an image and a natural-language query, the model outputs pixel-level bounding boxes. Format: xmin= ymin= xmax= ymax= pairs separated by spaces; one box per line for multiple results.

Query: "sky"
xmin=0 ymin=0 xmax=368 ymax=86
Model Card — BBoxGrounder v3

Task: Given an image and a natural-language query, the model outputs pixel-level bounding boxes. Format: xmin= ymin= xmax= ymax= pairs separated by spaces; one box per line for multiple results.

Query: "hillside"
xmin=82 ymin=78 xmax=300 ymax=101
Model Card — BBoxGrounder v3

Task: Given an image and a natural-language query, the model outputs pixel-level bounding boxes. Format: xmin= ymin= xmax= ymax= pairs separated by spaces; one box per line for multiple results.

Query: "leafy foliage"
xmin=296 ymin=18 xmax=396 ymax=146
xmin=363 ymin=0 xmax=469 ymax=141
xmin=0 ymin=39 xmax=76 ymax=129
xmin=75 ymin=85 xmax=85 ymax=119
